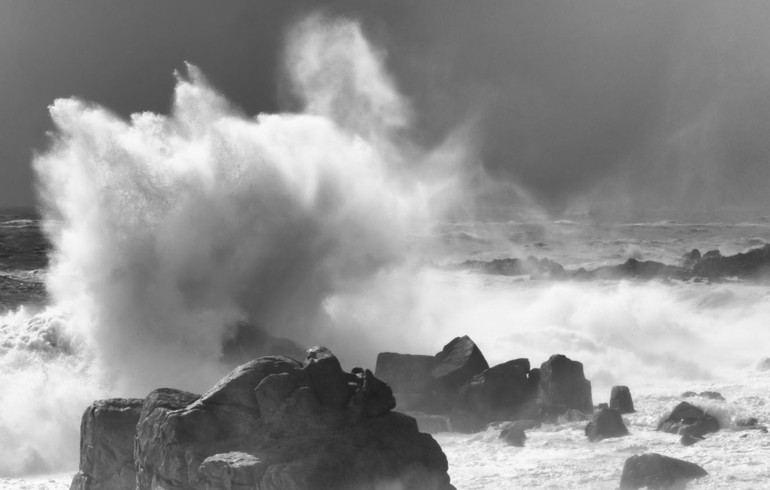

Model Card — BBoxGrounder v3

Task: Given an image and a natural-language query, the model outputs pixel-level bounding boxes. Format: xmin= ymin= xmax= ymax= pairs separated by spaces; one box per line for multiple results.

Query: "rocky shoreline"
xmin=457 ymin=244 xmax=770 ymax=282
xmin=68 ymin=335 xmax=769 ymax=489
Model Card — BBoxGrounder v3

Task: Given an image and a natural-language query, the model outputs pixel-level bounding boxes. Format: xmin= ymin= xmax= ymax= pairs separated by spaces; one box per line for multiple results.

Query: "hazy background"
xmin=2 ymin=0 xmax=770 ymax=219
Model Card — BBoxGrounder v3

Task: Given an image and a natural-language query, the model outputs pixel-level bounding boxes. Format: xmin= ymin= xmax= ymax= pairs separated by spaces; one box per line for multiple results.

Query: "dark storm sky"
xmin=2 ymin=1 xmax=770 ymax=218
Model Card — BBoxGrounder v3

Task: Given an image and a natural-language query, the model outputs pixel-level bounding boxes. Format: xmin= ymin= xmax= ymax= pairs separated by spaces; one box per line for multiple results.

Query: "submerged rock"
xmin=70 ymin=398 xmax=143 ymax=490
xmin=499 ymin=424 xmax=526 ymax=447
xmin=585 ymin=407 xmax=629 ymax=442
xmin=610 ymin=385 xmax=635 ymax=414
xmin=657 ymin=401 xmax=720 ymax=438
xmin=619 ymin=453 xmax=707 ymax=489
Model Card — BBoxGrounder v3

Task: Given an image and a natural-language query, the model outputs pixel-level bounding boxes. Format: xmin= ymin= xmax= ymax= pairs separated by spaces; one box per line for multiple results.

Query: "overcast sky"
xmin=2 ymin=1 xmax=770 ymax=218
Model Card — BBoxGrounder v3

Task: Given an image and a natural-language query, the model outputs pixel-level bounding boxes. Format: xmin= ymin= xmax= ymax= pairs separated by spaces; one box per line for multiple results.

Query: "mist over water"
xmin=2 ymin=11 xmax=770 ymax=483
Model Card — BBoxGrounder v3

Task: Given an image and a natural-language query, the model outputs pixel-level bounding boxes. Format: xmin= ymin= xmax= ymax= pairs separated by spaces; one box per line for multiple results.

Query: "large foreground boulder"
xmin=657 ymin=401 xmax=720 ymax=437
xmin=128 ymin=348 xmax=453 ymax=490
xmin=539 ymin=354 xmax=593 ymax=416
xmin=620 ymin=453 xmax=708 ymax=489
xmin=70 ymin=398 xmax=144 ymax=490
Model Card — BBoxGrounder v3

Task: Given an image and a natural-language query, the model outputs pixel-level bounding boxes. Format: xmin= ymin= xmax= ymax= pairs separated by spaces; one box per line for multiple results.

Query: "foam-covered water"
xmin=2 ymin=13 xmax=770 ymax=489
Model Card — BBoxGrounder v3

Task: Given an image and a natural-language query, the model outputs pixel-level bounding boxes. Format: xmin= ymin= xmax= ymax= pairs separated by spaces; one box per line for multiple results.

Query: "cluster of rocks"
xmin=458 ymin=244 xmax=770 ymax=282
xmin=375 ymin=335 xmax=593 ymax=433
xmin=70 ymin=347 xmax=454 ymax=490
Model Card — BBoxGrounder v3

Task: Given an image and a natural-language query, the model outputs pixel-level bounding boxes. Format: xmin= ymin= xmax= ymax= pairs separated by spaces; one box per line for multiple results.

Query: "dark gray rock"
xmin=198 ymin=452 xmax=266 ymax=490
xmin=431 ymin=336 xmax=489 ymax=392
xmin=452 ymin=358 xmax=537 ymax=431
xmin=539 ymin=354 xmax=593 ymax=416
xmin=694 ymin=244 xmax=770 ymax=279
xmin=619 ymin=453 xmax=707 ymax=489
xmin=70 ymin=398 xmax=143 ymax=490
xmin=657 ymin=401 xmax=720 ymax=438
xmin=134 ymin=388 xmax=201 ymax=490
xmin=304 ymin=346 xmax=352 ymax=409
xmin=681 ymin=390 xmax=725 ymax=401
xmin=375 ymin=352 xmax=434 ymax=395
xmin=610 ymin=386 xmax=635 ymax=414
xmin=130 ymin=352 xmax=453 ymax=490
xmin=680 ymin=433 xmax=704 ymax=446
xmin=585 ymin=407 xmax=629 ymax=442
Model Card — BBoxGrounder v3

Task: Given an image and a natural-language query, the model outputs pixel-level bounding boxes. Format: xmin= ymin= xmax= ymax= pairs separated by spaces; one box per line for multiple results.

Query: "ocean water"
xmin=3 ymin=15 xmax=770 ymax=489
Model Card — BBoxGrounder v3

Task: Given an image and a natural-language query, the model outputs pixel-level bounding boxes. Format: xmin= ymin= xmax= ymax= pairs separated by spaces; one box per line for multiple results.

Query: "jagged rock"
xmin=694 ymin=244 xmax=770 ymax=279
xmin=198 ymin=452 xmax=266 ymax=490
xmin=134 ymin=388 xmax=201 ymax=490
xmin=499 ymin=424 xmax=526 ymax=447
xmin=681 ymin=249 xmax=702 ymax=269
xmin=539 ymin=354 xmax=593 ymax=416
xmin=304 ymin=346 xmax=352 ymax=409
xmin=657 ymin=401 xmax=720 ymax=437
xmin=70 ymin=398 xmax=143 ymax=490
xmin=585 ymin=407 xmax=629 ymax=442
xmin=129 ymin=349 xmax=453 ymax=490
xmin=404 ymin=412 xmax=451 ymax=433
xmin=432 ymin=336 xmax=489 ymax=393
xmin=610 ymin=386 xmax=635 ymax=414
xmin=452 ymin=358 xmax=538 ymax=431
xmin=619 ymin=453 xmax=707 ymax=489
xmin=592 ymin=259 xmax=691 ymax=281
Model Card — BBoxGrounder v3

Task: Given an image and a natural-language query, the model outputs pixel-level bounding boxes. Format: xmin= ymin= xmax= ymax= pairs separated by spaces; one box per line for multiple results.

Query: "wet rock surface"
xmin=619 ymin=453 xmax=708 ymax=489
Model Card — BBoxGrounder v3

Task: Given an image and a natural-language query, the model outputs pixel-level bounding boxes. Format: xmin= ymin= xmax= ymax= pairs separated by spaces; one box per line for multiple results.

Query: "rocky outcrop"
xmin=458 ymin=244 xmax=770 ymax=282
xmin=75 ymin=348 xmax=453 ymax=490
xmin=452 ymin=358 xmax=538 ymax=432
xmin=693 ymin=244 xmax=770 ymax=279
xmin=539 ymin=354 xmax=593 ymax=416
xmin=619 ymin=453 xmax=708 ymax=489
xmin=70 ymin=398 xmax=144 ymax=490
xmin=657 ymin=401 xmax=720 ymax=437
xmin=375 ymin=352 xmax=434 ymax=411
xmin=610 ymin=385 xmax=635 ymax=414
xmin=585 ymin=407 xmax=629 ymax=442
xmin=432 ymin=336 xmax=489 ymax=392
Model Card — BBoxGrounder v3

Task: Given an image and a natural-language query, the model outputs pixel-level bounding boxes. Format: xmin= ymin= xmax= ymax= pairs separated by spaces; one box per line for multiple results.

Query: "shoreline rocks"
xmin=620 ymin=453 xmax=708 ymax=489
xmin=72 ymin=348 xmax=455 ymax=490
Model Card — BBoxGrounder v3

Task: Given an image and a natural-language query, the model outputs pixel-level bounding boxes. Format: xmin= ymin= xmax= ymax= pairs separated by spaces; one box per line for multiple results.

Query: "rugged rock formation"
xmin=70 ymin=398 xmax=144 ymax=490
xmin=432 ymin=335 xmax=489 ymax=393
xmin=458 ymin=243 xmax=770 ymax=282
xmin=452 ymin=358 xmax=538 ymax=432
xmin=539 ymin=354 xmax=593 ymax=417
xmin=585 ymin=407 xmax=629 ymax=442
xmin=610 ymin=385 xmax=635 ymax=414
xmin=619 ymin=453 xmax=708 ymax=489
xmin=74 ymin=348 xmax=454 ymax=490
xmin=657 ymin=401 xmax=720 ymax=437
xmin=375 ymin=352 xmax=435 ymax=411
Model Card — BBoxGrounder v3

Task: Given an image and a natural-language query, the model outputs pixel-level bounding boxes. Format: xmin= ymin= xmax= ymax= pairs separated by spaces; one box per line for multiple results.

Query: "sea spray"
xmin=34 ymin=16 xmax=459 ymax=396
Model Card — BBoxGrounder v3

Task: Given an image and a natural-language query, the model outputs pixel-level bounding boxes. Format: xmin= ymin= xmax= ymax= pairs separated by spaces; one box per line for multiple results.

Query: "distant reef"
xmin=456 ymin=244 xmax=770 ymax=282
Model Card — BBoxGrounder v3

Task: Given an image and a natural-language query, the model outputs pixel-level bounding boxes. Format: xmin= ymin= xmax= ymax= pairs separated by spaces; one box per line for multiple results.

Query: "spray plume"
xmin=34 ymin=15 xmax=459 ymax=395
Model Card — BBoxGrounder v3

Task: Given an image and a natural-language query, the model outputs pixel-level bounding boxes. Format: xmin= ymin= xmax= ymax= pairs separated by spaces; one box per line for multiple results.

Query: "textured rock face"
xmin=619 ymin=453 xmax=708 ymax=489
xmin=539 ymin=354 xmax=593 ymax=415
xmin=130 ymin=349 xmax=453 ymax=490
xmin=657 ymin=401 xmax=720 ymax=438
xmin=70 ymin=398 xmax=144 ymax=490
xmin=452 ymin=358 xmax=538 ymax=432
xmin=432 ymin=335 xmax=489 ymax=392
xmin=610 ymin=386 xmax=635 ymax=414
xmin=585 ymin=407 xmax=629 ymax=442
